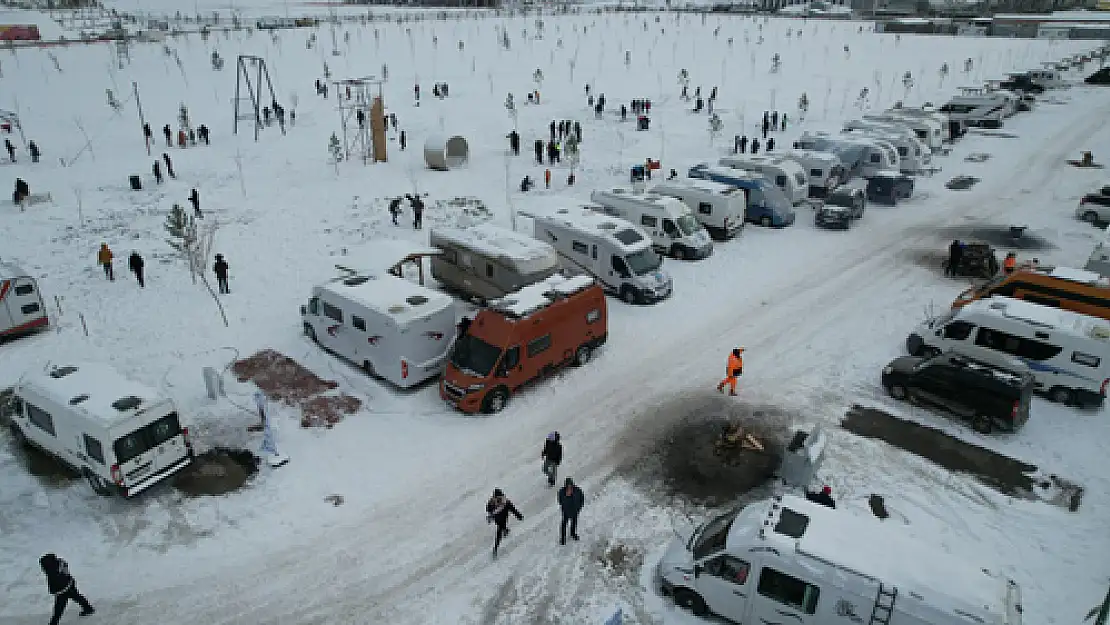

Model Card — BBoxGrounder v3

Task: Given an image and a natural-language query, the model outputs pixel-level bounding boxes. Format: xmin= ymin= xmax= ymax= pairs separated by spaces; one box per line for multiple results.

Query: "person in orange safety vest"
xmin=716 ymin=348 xmax=744 ymax=396
xmin=1003 ymin=252 xmax=1017 ymax=275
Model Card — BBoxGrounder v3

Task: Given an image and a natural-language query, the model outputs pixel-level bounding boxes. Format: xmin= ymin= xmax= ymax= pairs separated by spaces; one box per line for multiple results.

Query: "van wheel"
xmin=620 ymin=287 xmax=637 ymax=305
xmin=1083 ymin=211 xmax=1101 ymax=224
xmin=83 ymin=469 xmax=113 ymax=497
xmin=674 ymin=589 xmax=709 ymax=617
xmin=760 ymin=215 xmax=772 ymax=227
xmin=9 ymin=423 xmax=27 ymax=448
xmin=482 ymin=387 xmax=510 ymax=414
xmin=304 ymin=324 xmax=318 ymax=343
xmin=888 ymin=385 xmax=907 ymax=400
xmin=1049 ymin=386 xmax=1073 ymax=405
xmin=573 ymin=344 xmax=593 ymax=367
xmin=362 ymin=361 xmax=377 ymax=378
xmin=971 ymin=414 xmax=993 ymax=434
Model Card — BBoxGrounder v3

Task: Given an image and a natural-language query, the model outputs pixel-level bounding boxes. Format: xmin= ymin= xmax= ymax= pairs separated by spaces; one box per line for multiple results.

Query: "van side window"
xmin=460 ymin=253 xmax=473 ymax=268
xmin=974 ymin=328 xmax=1061 ymax=361
xmin=352 ymin=316 xmax=367 ymax=331
xmin=641 ymin=215 xmax=658 ymax=228
xmin=26 ymin=403 xmax=56 ymax=436
xmin=21 ymin=303 xmax=40 ymax=315
xmin=84 ymin=435 xmax=105 ymax=464
xmin=757 ymin=568 xmax=821 ymax=615
xmin=1073 ymin=352 xmax=1100 ymax=368
xmin=612 ymin=256 xmax=630 ymax=277
xmin=698 ymin=202 xmax=712 ymax=215
xmin=663 ymin=220 xmax=678 ymax=237
xmin=942 ymin=321 xmax=975 ymax=340
xmin=586 ymin=309 xmax=601 ymax=324
xmin=442 ymin=249 xmax=458 ymax=264
xmin=502 ymin=346 xmax=520 ymax=370
xmin=775 ymin=175 xmax=787 ymax=187
xmin=809 ymin=168 xmax=822 ymax=177
xmin=322 ymin=302 xmax=343 ymax=323
xmin=897 ymin=146 xmax=908 ymax=156
xmin=572 ymin=241 xmax=589 ymax=255
xmin=705 ymin=555 xmax=750 ymax=585
xmin=14 ymin=283 xmax=34 ymax=296
xmin=527 ymin=334 xmax=552 ymax=358
xmin=485 ymin=263 xmax=495 ymax=279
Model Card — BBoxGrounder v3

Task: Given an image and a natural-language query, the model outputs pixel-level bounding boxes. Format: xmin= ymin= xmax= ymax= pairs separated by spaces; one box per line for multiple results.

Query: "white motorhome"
xmin=429 ymin=223 xmax=560 ymax=303
xmin=868 ymin=112 xmax=945 ymax=150
xmin=657 ymin=494 xmax=1022 ymax=625
xmin=886 ymin=104 xmax=960 ymax=142
xmin=939 ymin=88 xmax=1011 ymax=128
xmin=518 ymin=206 xmax=673 ymax=305
xmin=718 ymin=155 xmax=809 ymax=205
xmin=650 ymin=179 xmax=747 ymax=240
xmin=301 ymin=271 xmax=457 ymax=388
xmin=6 ymin=363 xmax=194 ymax=497
xmin=907 ymin=296 xmax=1110 ymax=407
xmin=781 ymin=149 xmax=847 ymax=197
xmin=1027 ymin=68 xmax=1066 ymax=89
xmin=797 ymin=133 xmax=897 ymax=179
xmin=843 ymin=124 xmax=931 ymax=174
xmin=0 ymin=261 xmax=48 ymax=340
xmin=589 ymin=187 xmax=714 ymax=260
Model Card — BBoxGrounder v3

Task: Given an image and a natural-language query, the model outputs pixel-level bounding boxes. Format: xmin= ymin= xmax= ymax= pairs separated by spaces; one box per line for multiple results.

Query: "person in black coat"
xmin=541 ymin=431 xmax=563 ymax=487
xmin=129 ymin=251 xmax=145 ymax=287
xmin=163 ymin=152 xmax=176 ymax=178
xmin=766 ymin=137 xmax=775 ymax=152
xmin=534 ymin=139 xmax=544 ymax=164
xmin=410 ymin=195 xmax=424 ymax=230
xmin=189 ymin=188 xmax=201 ymax=218
xmin=486 ymin=488 xmax=524 ymax=558
xmin=40 ymin=553 xmax=94 ymax=625
xmin=163 ymin=124 xmax=173 ymax=147
xmin=388 ymin=197 xmax=403 ymax=225
xmin=28 ymin=140 xmax=40 ymax=163
xmin=947 ymin=240 xmax=963 ymax=277
xmin=213 ymin=253 xmax=230 ymax=294
xmin=508 ymin=130 xmax=520 ymax=156
xmin=805 ymin=485 xmax=836 ymax=509
xmin=751 ymin=138 xmax=760 ymax=154
xmin=557 ymin=478 xmax=585 ymax=545
xmin=152 ymin=160 xmax=163 ymax=184
xmin=5 ymin=138 xmax=15 ymax=162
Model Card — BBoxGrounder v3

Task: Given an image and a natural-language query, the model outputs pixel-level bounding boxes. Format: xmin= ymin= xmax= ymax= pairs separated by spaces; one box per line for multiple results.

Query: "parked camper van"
xmin=718 ymin=155 xmax=809 ymax=205
xmin=886 ymin=104 xmax=963 ymax=142
xmin=6 ymin=363 xmax=194 ymax=496
xmin=1084 ymin=225 xmax=1110 ymax=277
xmin=657 ymin=494 xmax=1023 ymax=625
xmin=781 ymin=150 xmax=846 ymax=198
xmin=939 ymin=88 xmax=1010 ymax=128
xmin=589 ymin=187 xmax=714 ymax=260
xmin=864 ymin=112 xmax=944 ymax=150
xmin=953 ymin=265 xmax=1110 ymax=321
xmin=441 ymin=274 xmax=606 ymax=414
xmin=429 ymin=223 xmax=560 ymax=303
xmin=843 ymin=122 xmax=931 ymax=173
xmin=301 ymin=271 xmax=457 ymax=388
xmin=796 ymin=134 xmax=896 ymax=179
xmin=649 ymin=179 xmax=747 ymax=240
xmin=519 ymin=206 xmax=673 ymax=304
xmin=687 ymin=164 xmax=796 ymax=227
xmin=0 ymin=261 xmax=48 ymax=340
xmin=1027 ymin=68 xmax=1066 ymax=89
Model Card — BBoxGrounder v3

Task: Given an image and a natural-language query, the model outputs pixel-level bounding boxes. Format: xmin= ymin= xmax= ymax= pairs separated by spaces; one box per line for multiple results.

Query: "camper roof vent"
xmin=597 ymin=222 xmax=618 ymax=230
xmin=69 ymin=394 xmax=90 ymax=406
xmin=988 ymin=301 xmax=1007 ymax=310
xmin=111 ymin=396 xmax=143 ymax=411
xmin=406 ymin=295 xmax=429 ymax=306
xmin=611 ymin=187 xmax=628 ymax=194
xmin=388 ymin=305 xmax=407 ymax=314
xmin=343 ymin=276 xmax=370 ymax=287
xmin=556 ymin=208 xmax=569 ymax=214
xmin=49 ymin=366 xmax=79 ymax=379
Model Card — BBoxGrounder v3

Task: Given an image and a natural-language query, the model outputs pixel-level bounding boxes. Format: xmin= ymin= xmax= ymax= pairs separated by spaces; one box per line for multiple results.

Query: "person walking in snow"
xmin=28 ymin=140 xmax=40 ymax=163
xmin=740 ymin=135 xmax=749 ymax=154
xmin=486 ymin=488 xmax=523 ymax=558
xmin=4 ymin=138 xmax=15 ymax=162
xmin=189 ymin=188 xmax=202 ymax=218
xmin=399 ymin=130 xmax=407 ymax=151
xmin=544 ymin=168 xmax=552 ymax=189
xmin=40 ymin=553 xmax=95 ymax=625
xmin=163 ymin=124 xmax=173 ymax=147
xmin=129 ymin=251 xmax=145 ymax=288
xmin=388 ymin=197 xmax=403 ymax=225
xmin=573 ymin=121 xmax=582 ymax=144
xmin=751 ymin=138 xmax=760 ymax=154
xmin=766 ymin=137 xmax=775 ymax=152
xmin=771 ymin=111 xmax=779 ymax=129
xmin=213 ymin=253 xmax=230 ymax=294
xmin=163 ymin=153 xmax=176 ymax=178
xmin=411 ymin=195 xmax=424 ymax=230
xmin=198 ymin=124 xmax=210 ymax=145
xmin=97 ymin=243 xmax=114 ymax=281
xmin=508 ymin=130 xmax=520 ymax=156
xmin=781 ymin=114 xmax=787 ymax=132
xmin=716 ymin=347 xmax=744 ymax=396
xmin=541 ymin=431 xmax=562 ymax=486
xmin=152 ymin=160 xmax=163 ymax=184
xmin=557 ymin=478 xmax=584 ymax=545
xmin=143 ymin=123 xmax=153 ymax=149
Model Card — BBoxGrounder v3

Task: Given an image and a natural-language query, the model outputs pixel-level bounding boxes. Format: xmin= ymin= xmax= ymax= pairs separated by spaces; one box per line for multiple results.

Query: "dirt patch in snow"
xmin=843 ymin=405 xmax=1083 ymax=511
xmin=174 ymin=448 xmax=260 ymax=496
xmin=593 ymin=541 xmax=645 ymax=579
xmin=231 ymin=349 xmax=362 ymax=427
xmin=618 ymin=392 xmax=792 ymax=506
xmin=932 ymin=224 xmax=1055 ymax=251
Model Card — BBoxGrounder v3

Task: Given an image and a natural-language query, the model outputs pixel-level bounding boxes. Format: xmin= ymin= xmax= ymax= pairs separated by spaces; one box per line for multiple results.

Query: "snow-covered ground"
xmin=0 ymin=10 xmax=1107 ymax=625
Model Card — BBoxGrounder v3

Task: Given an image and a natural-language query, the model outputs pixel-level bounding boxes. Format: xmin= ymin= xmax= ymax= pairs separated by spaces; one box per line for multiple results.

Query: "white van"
xmin=0 ymin=261 xmax=49 ymax=340
xmin=6 ymin=363 xmax=194 ymax=497
xmin=518 ymin=206 xmax=673 ymax=305
xmin=797 ymin=133 xmax=897 ymax=179
xmin=718 ymin=155 xmax=809 ymax=205
xmin=781 ymin=150 xmax=847 ymax=198
xmin=864 ymin=113 xmax=945 ymax=151
xmin=301 ymin=271 xmax=457 ymax=388
xmin=589 ymin=187 xmax=714 ymax=260
xmin=907 ymin=296 xmax=1110 ymax=407
xmin=649 ymin=179 xmax=747 ymax=240
xmin=843 ymin=122 xmax=932 ymax=173
xmin=657 ymin=494 xmax=1022 ymax=625
xmin=429 ymin=223 xmax=560 ymax=303
xmin=886 ymin=104 xmax=959 ymax=142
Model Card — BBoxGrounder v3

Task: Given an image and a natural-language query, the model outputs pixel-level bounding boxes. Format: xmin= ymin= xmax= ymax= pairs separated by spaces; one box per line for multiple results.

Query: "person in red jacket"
xmin=716 ymin=347 xmax=744 ymax=396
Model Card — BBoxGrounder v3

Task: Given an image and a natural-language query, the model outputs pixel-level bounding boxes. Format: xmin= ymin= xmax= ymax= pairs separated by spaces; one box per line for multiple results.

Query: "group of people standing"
xmin=96 ymin=242 xmax=231 ymax=293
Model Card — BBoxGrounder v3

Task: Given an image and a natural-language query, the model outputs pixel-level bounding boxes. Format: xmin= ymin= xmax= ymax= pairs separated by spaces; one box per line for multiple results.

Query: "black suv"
xmin=880 ymin=352 xmax=1034 ymax=434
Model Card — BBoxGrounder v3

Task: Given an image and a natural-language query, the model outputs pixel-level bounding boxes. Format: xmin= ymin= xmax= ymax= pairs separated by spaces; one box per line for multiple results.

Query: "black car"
xmin=866 ymin=171 xmax=914 ymax=205
xmin=824 ymin=186 xmax=866 ymax=219
xmin=999 ymin=73 xmax=1046 ymax=95
xmin=880 ymin=351 xmax=1034 ymax=434
xmin=814 ymin=204 xmax=852 ymax=229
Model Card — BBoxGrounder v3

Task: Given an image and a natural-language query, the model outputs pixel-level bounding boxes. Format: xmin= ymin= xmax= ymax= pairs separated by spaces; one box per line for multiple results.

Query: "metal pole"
xmin=133 ymin=81 xmax=149 ymax=155
xmin=233 ymin=58 xmax=241 ymax=136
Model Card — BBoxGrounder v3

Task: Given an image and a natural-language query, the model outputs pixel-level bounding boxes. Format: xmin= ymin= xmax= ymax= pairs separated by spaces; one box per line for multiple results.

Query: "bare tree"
xmin=164 ymin=205 xmax=229 ymax=326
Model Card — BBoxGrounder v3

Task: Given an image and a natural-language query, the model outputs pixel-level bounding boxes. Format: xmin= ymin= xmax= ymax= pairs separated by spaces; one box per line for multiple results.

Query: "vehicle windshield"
xmin=691 ymin=510 xmax=736 ymax=560
xmin=113 ymin=412 xmax=183 ymax=464
xmin=449 ymin=334 xmax=502 ymax=378
xmin=676 ymin=214 xmax=701 ymax=236
xmin=626 ymin=248 xmax=663 ymax=276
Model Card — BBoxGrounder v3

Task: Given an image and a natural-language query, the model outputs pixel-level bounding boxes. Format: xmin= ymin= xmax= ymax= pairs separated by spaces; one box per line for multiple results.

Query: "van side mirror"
xmin=693 ymin=565 xmax=703 ymax=579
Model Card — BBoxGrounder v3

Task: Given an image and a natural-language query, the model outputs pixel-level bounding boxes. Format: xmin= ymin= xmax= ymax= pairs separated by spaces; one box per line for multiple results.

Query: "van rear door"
xmin=112 ymin=410 xmax=191 ymax=496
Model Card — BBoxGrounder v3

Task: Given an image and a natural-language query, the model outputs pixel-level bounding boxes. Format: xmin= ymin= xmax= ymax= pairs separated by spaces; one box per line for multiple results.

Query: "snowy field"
xmin=0 ymin=9 xmax=1108 ymax=625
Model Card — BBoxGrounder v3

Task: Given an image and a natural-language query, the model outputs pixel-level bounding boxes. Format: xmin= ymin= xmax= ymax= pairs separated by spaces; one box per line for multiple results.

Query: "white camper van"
xmin=864 ymin=113 xmax=945 ymax=150
xmin=301 ymin=271 xmax=457 ymax=388
xmin=907 ymin=296 xmax=1110 ymax=407
xmin=781 ymin=150 xmax=847 ymax=198
xmin=886 ymin=104 xmax=959 ymax=142
xmin=718 ymin=155 xmax=809 ymax=205
xmin=1027 ymin=68 xmax=1066 ymax=89
xmin=843 ymin=122 xmax=932 ymax=173
xmin=0 ymin=261 xmax=48 ymax=340
xmin=429 ymin=223 xmax=560 ymax=303
xmin=797 ymin=133 xmax=898 ymax=179
xmin=649 ymin=179 xmax=747 ymax=240
xmin=657 ymin=494 xmax=1022 ymax=625
xmin=6 ymin=363 xmax=194 ymax=497
xmin=519 ymin=206 xmax=673 ymax=305
xmin=589 ymin=187 xmax=714 ymax=260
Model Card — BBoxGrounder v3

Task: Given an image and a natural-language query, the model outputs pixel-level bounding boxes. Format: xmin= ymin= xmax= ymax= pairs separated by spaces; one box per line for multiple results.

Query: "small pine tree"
xmin=165 ymin=204 xmax=199 ymax=283
xmin=328 ymin=133 xmax=343 ymax=173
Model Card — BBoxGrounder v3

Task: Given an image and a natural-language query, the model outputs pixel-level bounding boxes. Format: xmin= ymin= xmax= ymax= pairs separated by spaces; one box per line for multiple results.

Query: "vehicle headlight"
xmin=883 ymin=366 xmax=894 ymax=375
xmin=468 ymin=383 xmax=486 ymax=392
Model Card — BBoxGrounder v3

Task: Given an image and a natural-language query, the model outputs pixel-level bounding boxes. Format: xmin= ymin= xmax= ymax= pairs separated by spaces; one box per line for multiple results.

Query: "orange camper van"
xmin=952 ymin=265 xmax=1110 ymax=321
xmin=441 ymin=274 xmax=607 ymax=414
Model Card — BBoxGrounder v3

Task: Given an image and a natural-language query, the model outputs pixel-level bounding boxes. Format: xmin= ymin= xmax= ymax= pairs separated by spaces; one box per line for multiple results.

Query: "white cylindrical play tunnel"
xmin=424 ymin=135 xmax=469 ymax=170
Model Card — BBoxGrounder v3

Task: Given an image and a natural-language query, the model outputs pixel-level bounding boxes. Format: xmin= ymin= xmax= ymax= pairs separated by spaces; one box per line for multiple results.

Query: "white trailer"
xmin=864 ymin=112 xmax=945 ymax=150
xmin=7 ymin=363 xmax=195 ymax=497
xmin=0 ymin=261 xmax=48 ymax=340
xmin=649 ymin=178 xmax=747 ymax=240
xmin=589 ymin=187 xmax=714 ymax=260
xmin=886 ymin=104 xmax=959 ymax=142
xmin=843 ymin=124 xmax=931 ymax=173
xmin=429 ymin=223 xmax=560 ymax=303
xmin=797 ymin=133 xmax=898 ymax=179
xmin=301 ymin=271 xmax=457 ymax=388
xmin=781 ymin=149 xmax=848 ymax=197
xmin=718 ymin=155 xmax=809 ymax=205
